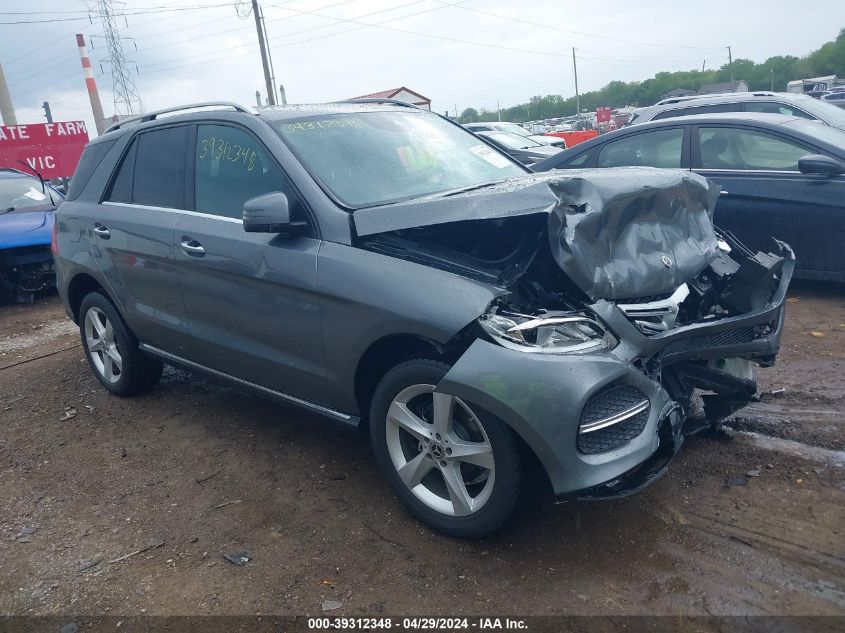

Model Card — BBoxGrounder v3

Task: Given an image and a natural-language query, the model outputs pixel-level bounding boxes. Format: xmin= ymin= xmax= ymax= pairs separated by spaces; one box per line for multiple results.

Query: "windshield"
xmin=795 ymin=94 xmax=845 ymax=128
xmin=486 ymin=132 xmax=542 ymax=150
xmin=271 ymin=111 xmax=526 ymax=208
xmin=0 ymin=176 xmax=53 ymax=213
xmin=787 ymin=118 xmax=845 ymax=148
xmin=493 ymin=122 xmax=531 ymax=137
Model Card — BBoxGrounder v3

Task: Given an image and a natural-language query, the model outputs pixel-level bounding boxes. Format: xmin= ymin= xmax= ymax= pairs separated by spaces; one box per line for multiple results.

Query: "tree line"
xmin=459 ymin=28 xmax=845 ymax=124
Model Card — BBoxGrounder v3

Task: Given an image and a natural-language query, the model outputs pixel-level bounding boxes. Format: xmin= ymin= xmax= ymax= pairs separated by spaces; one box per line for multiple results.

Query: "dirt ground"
xmin=1 ymin=284 xmax=844 ymax=617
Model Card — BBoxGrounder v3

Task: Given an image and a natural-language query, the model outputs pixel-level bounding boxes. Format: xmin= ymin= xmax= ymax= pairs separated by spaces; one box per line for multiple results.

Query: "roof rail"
xmin=338 ymin=98 xmax=420 ymax=109
xmin=104 ymin=101 xmax=254 ymax=133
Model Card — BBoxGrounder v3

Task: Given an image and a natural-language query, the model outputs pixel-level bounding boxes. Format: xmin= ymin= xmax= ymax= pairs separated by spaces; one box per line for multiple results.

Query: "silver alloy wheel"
xmin=385 ymin=384 xmax=495 ymax=516
xmin=84 ymin=306 xmax=122 ymax=384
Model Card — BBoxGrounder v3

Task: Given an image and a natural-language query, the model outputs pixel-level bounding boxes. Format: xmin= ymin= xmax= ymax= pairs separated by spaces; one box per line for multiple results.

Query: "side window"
xmin=698 ymin=127 xmax=810 ymax=171
xmin=105 ymin=138 xmax=136 ymax=203
xmin=195 ymin=124 xmax=298 ymax=220
xmin=598 ymin=128 xmax=685 ymax=168
xmin=745 ymin=101 xmax=816 ymax=119
xmin=562 ymin=149 xmax=592 ymax=168
xmin=133 ymin=126 xmax=189 ymax=208
xmin=684 ymin=103 xmax=737 ymax=115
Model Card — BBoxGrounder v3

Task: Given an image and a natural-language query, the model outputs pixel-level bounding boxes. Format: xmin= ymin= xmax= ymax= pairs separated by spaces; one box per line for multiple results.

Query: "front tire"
xmin=79 ymin=292 xmax=163 ymax=396
xmin=370 ymin=358 xmax=521 ymax=538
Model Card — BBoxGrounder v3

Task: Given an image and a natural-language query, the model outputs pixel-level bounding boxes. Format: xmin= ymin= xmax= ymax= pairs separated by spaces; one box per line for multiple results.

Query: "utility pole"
xmin=252 ymin=0 xmax=275 ymax=106
xmin=0 ymin=61 xmax=16 ymax=125
xmin=497 ymin=100 xmax=501 ymax=122
xmin=255 ymin=91 xmax=262 ymax=107
xmin=42 ymin=101 xmax=53 ymax=123
xmin=727 ymin=46 xmax=734 ymax=89
xmin=771 ymin=68 xmax=774 ymax=91
xmin=279 ymin=84 xmax=287 ymax=105
xmin=572 ymin=47 xmax=580 ymax=118
xmin=701 ymin=60 xmax=705 ymax=73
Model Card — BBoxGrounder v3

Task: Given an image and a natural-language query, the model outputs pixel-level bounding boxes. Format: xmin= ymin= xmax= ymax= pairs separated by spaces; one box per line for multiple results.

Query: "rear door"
xmin=171 ymin=122 xmax=327 ymax=403
xmin=691 ymin=124 xmax=845 ymax=278
xmin=93 ymin=125 xmax=189 ymax=350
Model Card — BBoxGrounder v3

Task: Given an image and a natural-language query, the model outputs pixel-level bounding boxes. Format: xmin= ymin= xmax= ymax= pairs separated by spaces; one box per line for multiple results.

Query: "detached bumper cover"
xmin=436 ymin=243 xmax=794 ymax=497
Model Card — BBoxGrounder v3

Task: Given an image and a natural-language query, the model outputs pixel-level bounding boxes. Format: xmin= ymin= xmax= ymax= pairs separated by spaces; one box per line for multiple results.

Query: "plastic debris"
xmin=224 ymin=551 xmax=251 ymax=566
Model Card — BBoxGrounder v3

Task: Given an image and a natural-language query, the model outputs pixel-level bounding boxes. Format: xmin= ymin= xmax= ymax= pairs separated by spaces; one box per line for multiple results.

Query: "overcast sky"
xmin=1 ymin=0 xmax=843 ymax=137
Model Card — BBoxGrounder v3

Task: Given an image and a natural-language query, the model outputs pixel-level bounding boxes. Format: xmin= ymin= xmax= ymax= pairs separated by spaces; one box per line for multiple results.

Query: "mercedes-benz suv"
xmin=55 ymin=101 xmax=793 ymax=537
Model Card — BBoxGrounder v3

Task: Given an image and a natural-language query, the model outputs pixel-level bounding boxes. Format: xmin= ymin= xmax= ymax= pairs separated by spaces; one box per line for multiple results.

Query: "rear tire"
xmin=79 ymin=291 xmax=163 ymax=396
xmin=370 ymin=358 xmax=521 ymax=538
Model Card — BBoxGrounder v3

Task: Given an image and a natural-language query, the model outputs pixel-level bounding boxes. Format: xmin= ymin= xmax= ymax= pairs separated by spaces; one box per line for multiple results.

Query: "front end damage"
xmin=355 ymin=168 xmax=793 ymax=499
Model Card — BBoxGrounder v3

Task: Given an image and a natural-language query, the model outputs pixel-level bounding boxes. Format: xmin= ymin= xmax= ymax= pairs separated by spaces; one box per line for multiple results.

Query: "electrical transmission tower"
xmin=94 ymin=0 xmax=143 ymax=116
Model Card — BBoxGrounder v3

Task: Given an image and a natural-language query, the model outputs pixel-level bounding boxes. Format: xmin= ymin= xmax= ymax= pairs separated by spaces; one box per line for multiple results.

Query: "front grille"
xmin=578 ymin=385 xmax=650 ymax=455
xmin=662 ymin=327 xmax=758 ymax=357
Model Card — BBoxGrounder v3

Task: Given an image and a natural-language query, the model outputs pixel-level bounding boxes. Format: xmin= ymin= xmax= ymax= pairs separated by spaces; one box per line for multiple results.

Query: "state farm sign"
xmin=0 ymin=121 xmax=90 ymax=179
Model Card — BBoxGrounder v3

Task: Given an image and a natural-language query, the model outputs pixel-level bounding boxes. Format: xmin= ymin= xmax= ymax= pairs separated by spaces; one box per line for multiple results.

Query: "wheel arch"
xmin=66 ymin=272 xmax=117 ymax=323
xmin=354 ymin=333 xmax=447 ymax=424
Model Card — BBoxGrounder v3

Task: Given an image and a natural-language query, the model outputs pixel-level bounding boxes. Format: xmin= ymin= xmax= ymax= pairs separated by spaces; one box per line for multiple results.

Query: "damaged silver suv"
xmin=55 ymin=101 xmax=793 ymax=537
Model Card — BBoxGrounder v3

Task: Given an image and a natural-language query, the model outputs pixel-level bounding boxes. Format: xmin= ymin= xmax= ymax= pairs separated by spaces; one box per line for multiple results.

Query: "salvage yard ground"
xmin=1 ymin=285 xmax=844 ymax=616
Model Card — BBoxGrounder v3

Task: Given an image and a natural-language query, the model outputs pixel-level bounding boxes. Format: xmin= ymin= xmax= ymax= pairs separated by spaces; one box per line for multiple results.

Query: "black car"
xmin=474 ymin=130 xmax=564 ymax=166
xmin=532 ymin=113 xmax=845 ymax=281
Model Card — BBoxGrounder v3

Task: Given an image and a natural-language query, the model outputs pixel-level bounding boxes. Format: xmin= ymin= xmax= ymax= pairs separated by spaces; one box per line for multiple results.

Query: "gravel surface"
xmin=1 ymin=285 xmax=844 ymax=616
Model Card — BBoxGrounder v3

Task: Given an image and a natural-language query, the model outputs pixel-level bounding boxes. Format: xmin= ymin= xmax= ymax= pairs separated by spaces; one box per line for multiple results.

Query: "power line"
xmin=139 ymin=0 xmax=433 ymax=71
xmin=0 ymin=4 xmax=234 ymax=24
xmin=427 ymin=0 xmax=726 ymax=51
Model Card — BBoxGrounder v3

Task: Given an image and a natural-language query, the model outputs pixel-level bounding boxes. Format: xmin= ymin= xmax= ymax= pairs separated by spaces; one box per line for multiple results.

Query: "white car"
xmin=464 ymin=122 xmax=565 ymax=148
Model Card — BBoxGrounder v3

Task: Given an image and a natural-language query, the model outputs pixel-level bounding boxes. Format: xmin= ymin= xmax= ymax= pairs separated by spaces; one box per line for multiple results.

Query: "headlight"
xmin=478 ymin=310 xmax=612 ymax=354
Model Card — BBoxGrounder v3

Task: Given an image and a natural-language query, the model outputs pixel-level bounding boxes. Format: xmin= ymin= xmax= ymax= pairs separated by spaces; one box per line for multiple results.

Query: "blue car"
xmin=0 ymin=168 xmax=64 ymax=302
xmin=532 ymin=113 xmax=845 ymax=282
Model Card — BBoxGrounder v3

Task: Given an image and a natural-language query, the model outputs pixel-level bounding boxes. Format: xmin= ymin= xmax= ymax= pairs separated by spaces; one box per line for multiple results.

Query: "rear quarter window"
xmin=65 ymin=139 xmax=116 ymax=201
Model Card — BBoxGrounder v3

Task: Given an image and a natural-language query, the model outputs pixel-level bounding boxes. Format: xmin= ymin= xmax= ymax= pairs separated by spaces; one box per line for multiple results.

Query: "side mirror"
xmin=798 ymin=154 xmax=845 ymax=176
xmin=243 ymin=192 xmax=304 ymax=233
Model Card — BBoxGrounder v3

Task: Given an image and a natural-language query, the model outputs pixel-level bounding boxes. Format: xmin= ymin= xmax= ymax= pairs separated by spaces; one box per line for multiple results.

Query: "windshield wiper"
xmin=440 ymin=180 xmax=507 ymax=197
xmin=1 ymin=207 xmax=15 ymax=214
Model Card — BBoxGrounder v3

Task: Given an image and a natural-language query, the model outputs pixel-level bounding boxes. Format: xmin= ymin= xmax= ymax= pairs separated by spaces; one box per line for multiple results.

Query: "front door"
xmin=692 ymin=124 xmax=845 ymax=279
xmin=172 ymin=123 xmax=327 ymax=404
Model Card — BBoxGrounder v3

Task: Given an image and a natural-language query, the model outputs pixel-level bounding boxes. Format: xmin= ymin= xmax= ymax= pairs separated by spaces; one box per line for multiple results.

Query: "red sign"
xmin=596 ymin=107 xmax=612 ymax=124
xmin=0 ymin=121 xmax=90 ymax=179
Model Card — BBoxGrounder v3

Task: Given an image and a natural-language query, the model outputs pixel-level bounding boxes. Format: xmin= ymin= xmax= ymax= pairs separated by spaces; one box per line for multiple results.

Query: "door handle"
xmin=180 ymin=238 xmax=206 ymax=255
xmin=720 ymin=189 xmax=729 ymax=196
xmin=92 ymin=224 xmax=110 ymax=238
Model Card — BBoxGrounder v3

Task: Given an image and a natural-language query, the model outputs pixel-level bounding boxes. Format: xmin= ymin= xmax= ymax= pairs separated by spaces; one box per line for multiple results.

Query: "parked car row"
xmin=533 ymin=112 xmax=845 ymax=281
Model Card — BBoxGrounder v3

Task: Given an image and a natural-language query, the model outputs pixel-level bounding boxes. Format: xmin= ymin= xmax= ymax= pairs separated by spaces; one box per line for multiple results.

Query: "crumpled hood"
xmin=353 ymin=168 xmax=721 ymax=301
xmin=0 ymin=209 xmax=54 ymax=250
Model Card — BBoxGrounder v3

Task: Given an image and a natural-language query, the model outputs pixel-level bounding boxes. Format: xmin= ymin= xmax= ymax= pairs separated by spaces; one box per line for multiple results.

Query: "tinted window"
xmin=133 ymin=126 xmax=189 ymax=208
xmin=598 ymin=128 xmax=685 ymax=168
xmin=195 ymin=124 xmax=290 ymax=219
xmin=66 ymin=139 xmax=115 ymax=201
xmin=562 ymin=150 xmax=592 ymax=167
xmin=105 ymin=139 xmax=136 ymax=203
xmin=745 ymin=101 xmax=815 ymax=119
xmin=698 ymin=127 xmax=811 ymax=171
xmin=684 ymin=103 xmax=738 ymax=115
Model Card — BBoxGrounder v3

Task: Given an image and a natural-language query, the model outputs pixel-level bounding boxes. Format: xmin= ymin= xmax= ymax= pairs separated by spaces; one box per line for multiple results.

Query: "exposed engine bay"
xmin=360 ymin=210 xmax=790 ymax=433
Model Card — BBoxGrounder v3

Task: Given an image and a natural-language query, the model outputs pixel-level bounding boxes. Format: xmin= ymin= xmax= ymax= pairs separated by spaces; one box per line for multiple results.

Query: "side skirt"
xmin=139 ymin=343 xmax=360 ymax=428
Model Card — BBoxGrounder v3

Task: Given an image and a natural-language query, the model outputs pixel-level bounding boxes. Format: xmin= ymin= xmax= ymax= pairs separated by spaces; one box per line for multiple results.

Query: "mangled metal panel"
xmin=353 ymin=168 xmax=721 ymax=301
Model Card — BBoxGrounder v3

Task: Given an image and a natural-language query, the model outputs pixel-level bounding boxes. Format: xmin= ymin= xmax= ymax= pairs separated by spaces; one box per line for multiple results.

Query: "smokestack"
xmin=76 ymin=33 xmax=105 ymax=135
xmin=0 ymin=61 xmax=17 ymax=126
